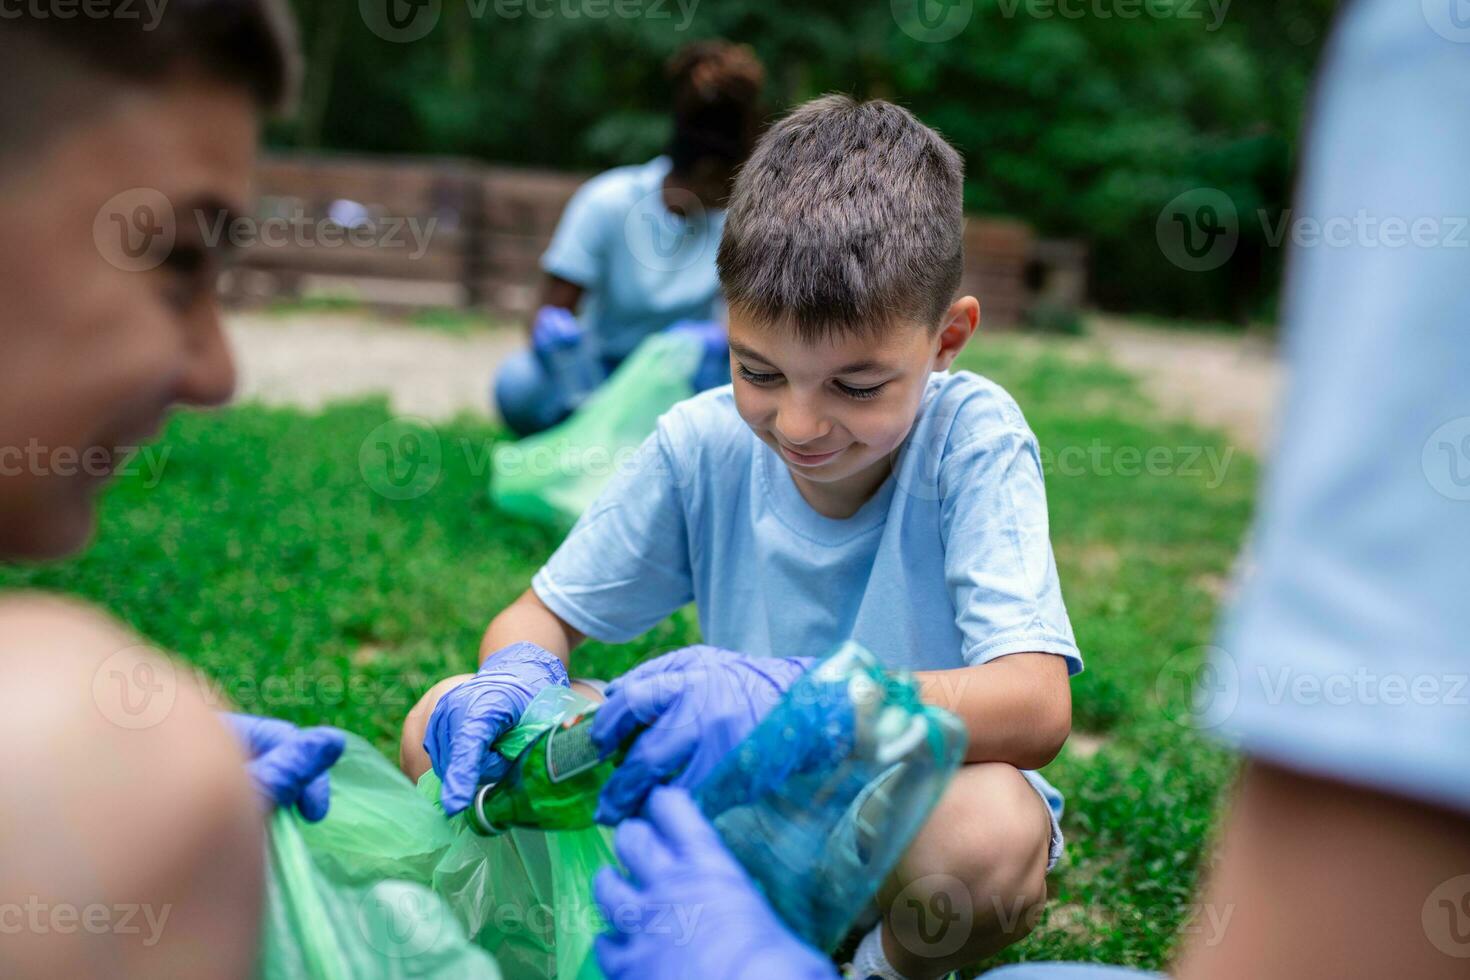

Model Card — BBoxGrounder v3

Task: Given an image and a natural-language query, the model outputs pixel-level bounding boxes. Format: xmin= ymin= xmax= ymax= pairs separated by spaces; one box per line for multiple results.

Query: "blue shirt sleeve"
xmin=1208 ymin=0 xmax=1470 ymax=815
xmin=939 ymin=424 xmax=1083 ymax=674
xmin=531 ymin=424 xmax=695 ymax=643
xmin=540 ymin=175 xmax=616 ymax=288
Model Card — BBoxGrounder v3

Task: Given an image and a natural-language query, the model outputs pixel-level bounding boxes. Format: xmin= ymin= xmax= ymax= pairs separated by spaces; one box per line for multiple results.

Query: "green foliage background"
xmin=274 ymin=0 xmax=1340 ymax=322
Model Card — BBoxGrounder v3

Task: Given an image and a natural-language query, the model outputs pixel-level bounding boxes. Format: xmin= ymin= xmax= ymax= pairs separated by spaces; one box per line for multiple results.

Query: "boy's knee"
xmin=883 ymin=764 xmax=1051 ymax=964
xmin=399 ymin=673 xmax=474 ymax=779
xmin=952 ymin=765 xmax=1051 ymax=908
xmin=0 ymin=594 xmax=264 ymax=978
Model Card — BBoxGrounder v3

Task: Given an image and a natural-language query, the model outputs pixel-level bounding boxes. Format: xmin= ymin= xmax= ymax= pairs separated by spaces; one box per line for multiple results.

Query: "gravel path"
xmin=228 ymin=311 xmax=1283 ymax=452
xmin=1088 ymin=315 xmax=1283 ymax=454
xmin=227 ymin=312 xmax=522 ymax=421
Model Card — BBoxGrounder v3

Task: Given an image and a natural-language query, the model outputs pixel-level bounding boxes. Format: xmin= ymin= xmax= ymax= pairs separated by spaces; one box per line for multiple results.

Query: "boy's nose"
xmin=775 ymin=399 xmax=833 ymax=447
xmin=175 ymin=307 xmax=238 ymax=408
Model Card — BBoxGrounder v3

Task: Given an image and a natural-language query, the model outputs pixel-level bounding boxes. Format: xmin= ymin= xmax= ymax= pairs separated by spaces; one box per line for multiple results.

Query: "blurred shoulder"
xmin=572 ymin=156 xmax=672 ymax=213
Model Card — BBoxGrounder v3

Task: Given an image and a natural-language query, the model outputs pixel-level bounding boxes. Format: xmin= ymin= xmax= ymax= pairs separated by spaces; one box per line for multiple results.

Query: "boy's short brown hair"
xmin=716 ymin=94 xmax=965 ymax=342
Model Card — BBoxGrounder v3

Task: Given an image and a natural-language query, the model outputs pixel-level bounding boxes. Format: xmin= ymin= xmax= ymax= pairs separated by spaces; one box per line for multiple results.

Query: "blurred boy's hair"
xmin=716 ymin=94 xmax=965 ymax=341
xmin=0 ymin=0 xmax=298 ymax=162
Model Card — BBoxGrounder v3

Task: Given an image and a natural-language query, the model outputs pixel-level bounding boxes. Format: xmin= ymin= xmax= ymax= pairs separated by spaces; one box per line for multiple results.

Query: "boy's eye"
xmin=835 ymin=380 xmax=888 ymax=401
xmin=161 ymin=244 xmax=213 ymax=310
xmin=736 ymin=363 xmax=781 ymax=386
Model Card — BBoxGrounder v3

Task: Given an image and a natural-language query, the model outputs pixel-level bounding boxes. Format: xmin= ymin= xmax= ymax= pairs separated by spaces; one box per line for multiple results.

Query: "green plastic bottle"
xmin=467 ymin=704 xmax=625 ymax=836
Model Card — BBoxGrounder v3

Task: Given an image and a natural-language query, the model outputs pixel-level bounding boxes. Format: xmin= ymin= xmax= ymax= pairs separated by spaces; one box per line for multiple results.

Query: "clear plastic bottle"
xmin=692 ymin=642 xmax=968 ymax=953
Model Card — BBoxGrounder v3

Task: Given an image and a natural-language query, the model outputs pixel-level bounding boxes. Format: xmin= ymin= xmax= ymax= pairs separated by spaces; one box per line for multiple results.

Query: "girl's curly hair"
xmin=666 ymin=40 xmax=767 ymax=175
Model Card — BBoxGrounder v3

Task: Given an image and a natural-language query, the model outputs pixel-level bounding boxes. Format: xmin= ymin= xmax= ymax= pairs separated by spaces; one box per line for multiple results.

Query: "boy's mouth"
xmin=779 ymin=442 xmax=845 ymax=467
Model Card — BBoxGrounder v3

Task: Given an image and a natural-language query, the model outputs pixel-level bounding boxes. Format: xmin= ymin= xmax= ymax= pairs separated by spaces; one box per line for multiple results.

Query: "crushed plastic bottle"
xmin=467 ymin=703 xmax=628 ymax=836
xmin=692 ymin=641 xmax=968 ymax=953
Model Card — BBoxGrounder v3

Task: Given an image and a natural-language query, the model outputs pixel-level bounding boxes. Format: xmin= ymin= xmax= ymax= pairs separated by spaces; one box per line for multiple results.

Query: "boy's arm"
xmin=479 ymin=586 xmax=586 ymax=668
xmin=915 ymin=652 xmax=1071 ymax=769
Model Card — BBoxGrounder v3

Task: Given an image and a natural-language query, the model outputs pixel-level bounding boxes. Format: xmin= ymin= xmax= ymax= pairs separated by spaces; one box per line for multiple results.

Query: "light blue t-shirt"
xmin=541 ymin=156 xmax=725 ymax=361
xmin=532 ymin=369 xmax=1082 ymax=675
xmin=1208 ymin=0 xmax=1470 ymax=815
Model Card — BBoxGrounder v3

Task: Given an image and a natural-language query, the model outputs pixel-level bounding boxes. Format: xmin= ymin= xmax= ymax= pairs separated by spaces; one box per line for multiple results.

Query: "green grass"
xmin=0 ymin=336 xmax=1256 ymax=972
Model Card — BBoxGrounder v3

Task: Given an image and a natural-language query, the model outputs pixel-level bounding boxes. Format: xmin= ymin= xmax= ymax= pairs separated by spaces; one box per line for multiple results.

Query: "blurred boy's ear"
xmin=931 ymin=296 xmax=980 ymax=371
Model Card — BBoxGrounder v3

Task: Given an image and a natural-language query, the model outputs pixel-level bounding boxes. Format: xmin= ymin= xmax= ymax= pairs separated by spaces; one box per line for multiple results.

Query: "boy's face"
xmin=0 ymin=74 xmax=257 ymax=560
xmin=728 ymin=298 xmax=979 ymax=515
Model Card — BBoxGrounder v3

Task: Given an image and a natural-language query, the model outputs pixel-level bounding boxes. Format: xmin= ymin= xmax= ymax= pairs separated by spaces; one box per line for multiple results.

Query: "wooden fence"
xmin=224 ymin=153 xmax=1082 ymax=328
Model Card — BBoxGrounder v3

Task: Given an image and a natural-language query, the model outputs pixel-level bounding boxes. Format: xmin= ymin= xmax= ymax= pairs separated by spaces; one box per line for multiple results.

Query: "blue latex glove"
xmin=225 ymin=713 xmax=346 ymax=822
xmin=531 ymin=305 xmax=582 ymax=353
xmin=666 ymin=319 xmax=730 ymax=392
xmin=424 ymin=641 xmax=570 ymax=815
xmin=593 ymin=787 xmax=838 ymax=980
xmin=590 ymin=645 xmax=813 ymax=824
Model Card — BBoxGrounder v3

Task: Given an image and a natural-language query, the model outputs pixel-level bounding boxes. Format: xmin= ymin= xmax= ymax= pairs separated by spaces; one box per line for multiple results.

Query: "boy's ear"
xmin=932 ymin=296 xmax=981 ymax=371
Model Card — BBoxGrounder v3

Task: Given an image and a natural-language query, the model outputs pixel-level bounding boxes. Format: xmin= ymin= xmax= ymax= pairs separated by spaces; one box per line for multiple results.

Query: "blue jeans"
xmin=492 ymin=348 xmax=619 ymax=438
xmin=981 ymin=967 xmax=1163 ymax=979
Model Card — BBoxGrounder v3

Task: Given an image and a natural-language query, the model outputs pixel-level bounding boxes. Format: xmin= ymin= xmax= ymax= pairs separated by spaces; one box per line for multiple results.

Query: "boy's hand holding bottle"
xmin=425 ymin=641 xmax=569 ymax=815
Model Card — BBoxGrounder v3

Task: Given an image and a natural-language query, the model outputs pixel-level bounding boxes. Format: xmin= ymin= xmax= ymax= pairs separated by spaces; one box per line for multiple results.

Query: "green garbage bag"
xmin=258 ymin=691 xmax=617 ymax=980
xmin=415 ymin=686 xmax=614 ymax=980
xmin=491 ymin=330 xmax=703 ymax=528
xmin=257 ymin=733 xmax=500 ymax=979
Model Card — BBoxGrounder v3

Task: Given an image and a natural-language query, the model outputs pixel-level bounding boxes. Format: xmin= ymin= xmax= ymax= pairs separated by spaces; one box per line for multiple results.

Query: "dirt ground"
xmin=227 ymin=312 xmax=524 ymax=422
xmin=227 ymin=310 xmax=1283 ymax=453
xmin=1086 ymin=315 xmax=1283 ymax=454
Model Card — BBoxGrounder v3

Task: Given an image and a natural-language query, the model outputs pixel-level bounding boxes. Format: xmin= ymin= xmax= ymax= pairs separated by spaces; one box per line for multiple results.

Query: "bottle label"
xmin=545 ymin=713 xmax=601 ymax=783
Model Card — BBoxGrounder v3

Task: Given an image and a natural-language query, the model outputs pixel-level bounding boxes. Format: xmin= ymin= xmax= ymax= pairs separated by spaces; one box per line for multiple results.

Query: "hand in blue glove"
xmin=590 ymin=645 xmax=813 ymax=824
xmin=225 ymin=713 xmax=346 ymax=822
xmin=593 ymin=787 xmax=838 ymax=980
xmin=424 ymin=641 xmax=570 ymax=815
xmin=531 ymin=305 xmax=582 ymax=353
xmin=666 ymin=319 xmax=730 ymax=392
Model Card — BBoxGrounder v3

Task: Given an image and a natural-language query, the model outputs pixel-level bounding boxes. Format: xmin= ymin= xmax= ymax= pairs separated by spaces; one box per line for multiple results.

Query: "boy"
xmin=594 ymin=7 xmax=1470 ymax=979
xmin=1 ymin=7 xmax=344 ymax=976
xmin=403 ymin=95 xmax=1080 ymax=978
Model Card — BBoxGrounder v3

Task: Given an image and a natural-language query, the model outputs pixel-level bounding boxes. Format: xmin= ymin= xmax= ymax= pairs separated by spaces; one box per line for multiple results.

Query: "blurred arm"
xmin=526 ymin=274 xmax=584 ymax=339
xmin=1176 ymin=762 xmax=1470 ymax=980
